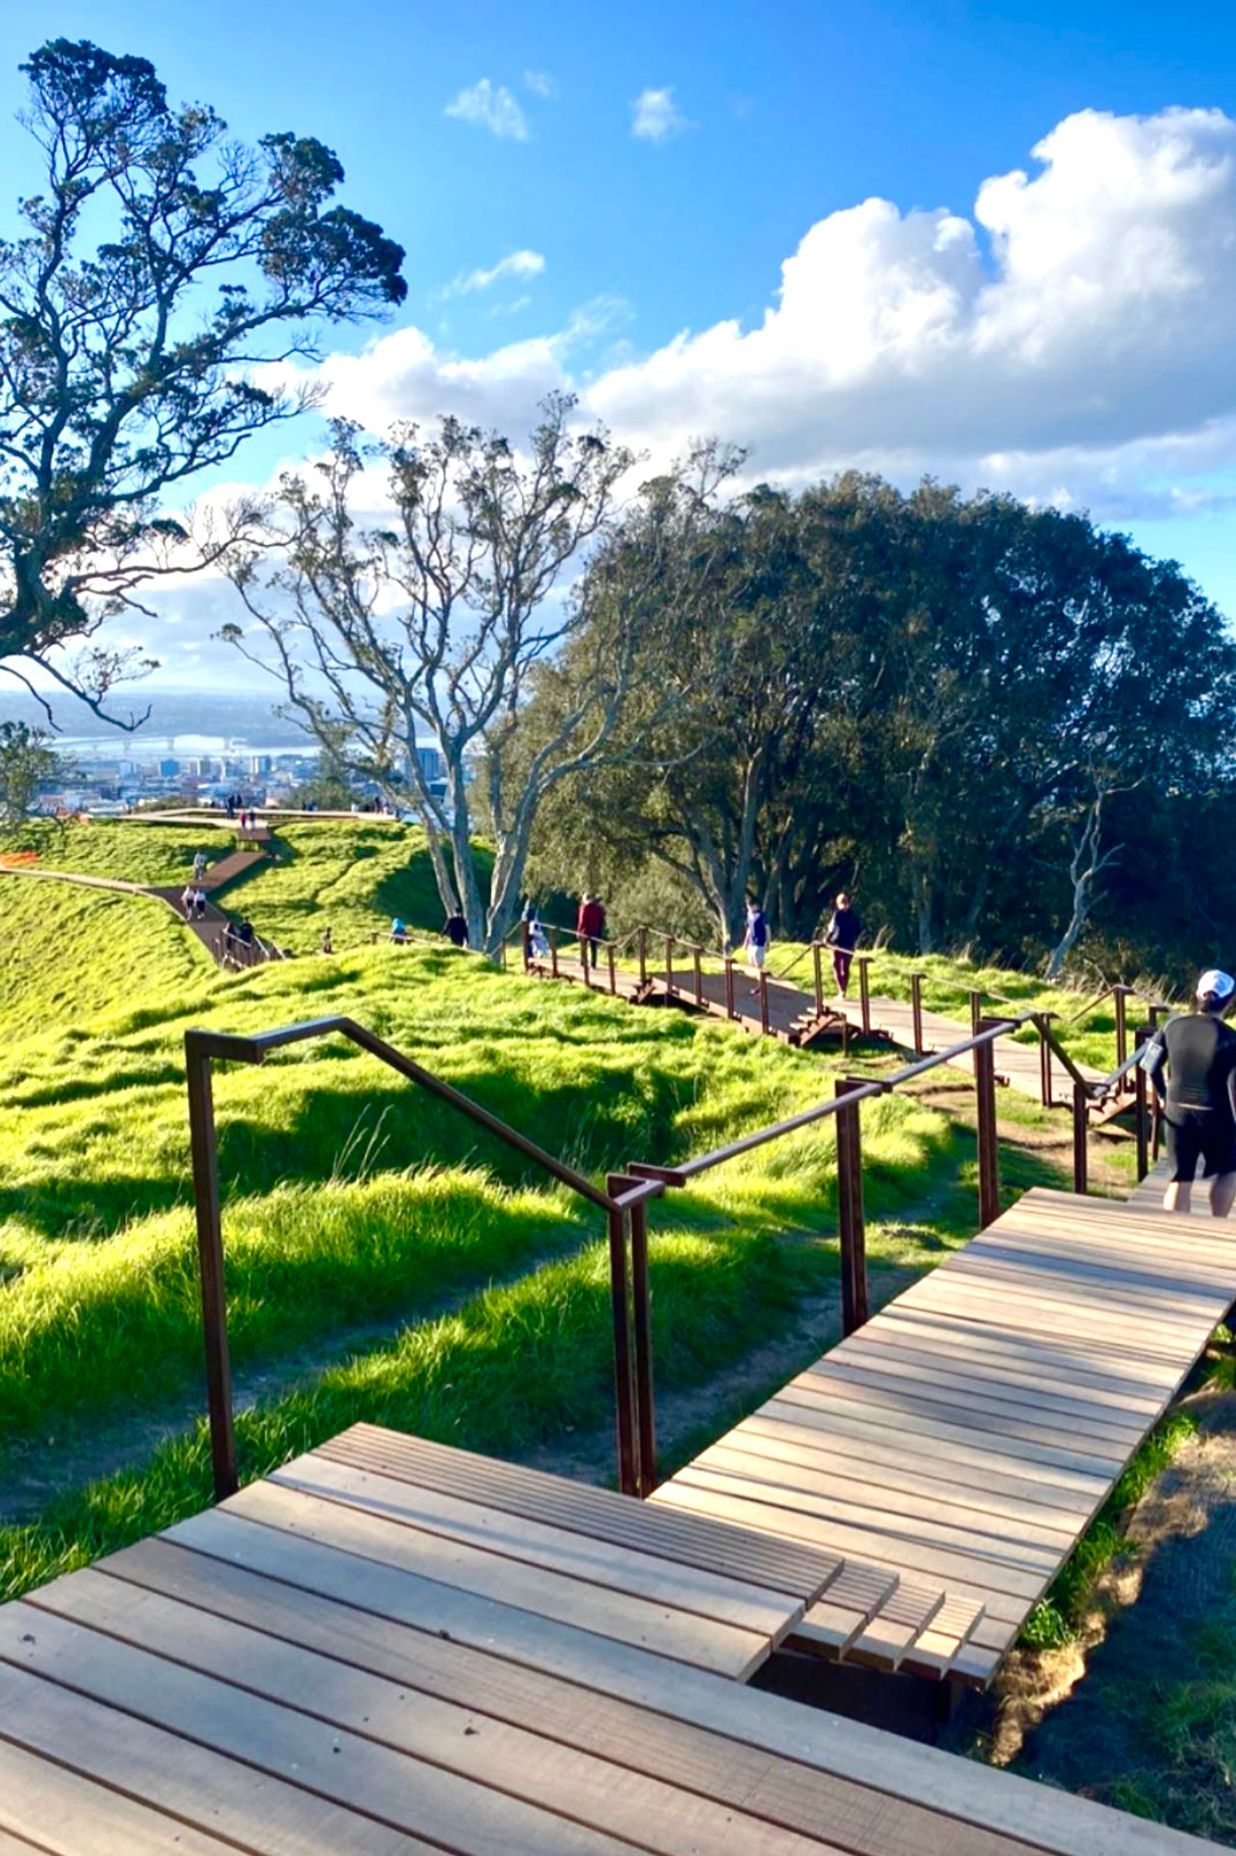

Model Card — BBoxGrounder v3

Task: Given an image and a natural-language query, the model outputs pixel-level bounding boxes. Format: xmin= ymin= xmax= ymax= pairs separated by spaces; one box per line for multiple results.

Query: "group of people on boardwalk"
xmin=740 ymin=891 xmax=860 ymax=996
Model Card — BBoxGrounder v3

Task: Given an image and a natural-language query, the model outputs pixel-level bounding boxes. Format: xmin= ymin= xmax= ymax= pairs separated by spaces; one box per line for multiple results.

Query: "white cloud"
xmin=632 ymin=87 xmax=687 ymax=143
xmin=444 ymin=79 xmax=529 ymax=142
xmin=288 ymin=106 xmax=1236 ymax=527
xmin=444 ymin=249 xmax=546 ymax=296
xmin=524 ymin=69 xmax=556 ymax=99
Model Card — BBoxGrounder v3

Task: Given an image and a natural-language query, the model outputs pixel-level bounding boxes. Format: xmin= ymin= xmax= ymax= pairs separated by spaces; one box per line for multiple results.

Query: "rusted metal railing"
xmin=184 ymin=1017 xmax=663 ymax=1506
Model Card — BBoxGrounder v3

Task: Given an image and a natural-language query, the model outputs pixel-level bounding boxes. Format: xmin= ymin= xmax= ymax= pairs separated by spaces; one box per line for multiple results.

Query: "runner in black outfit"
xmin=1142 ymin=969 xmax=1236 ymax=1216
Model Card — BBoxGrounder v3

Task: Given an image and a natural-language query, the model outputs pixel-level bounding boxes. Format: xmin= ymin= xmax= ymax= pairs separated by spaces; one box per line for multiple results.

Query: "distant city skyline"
xmin=1 ymin=0 xmax=1234 ymax=694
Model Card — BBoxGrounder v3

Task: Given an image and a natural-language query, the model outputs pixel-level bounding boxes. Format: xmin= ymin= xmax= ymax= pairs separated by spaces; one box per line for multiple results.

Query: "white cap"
xmin=1197 ymin=969 xmax=1235 ymax=1001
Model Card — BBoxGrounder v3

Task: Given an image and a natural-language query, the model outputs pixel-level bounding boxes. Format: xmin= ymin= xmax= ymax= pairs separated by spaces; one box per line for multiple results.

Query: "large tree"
xmin=224 ymin=399 xmax=733 ymax=953
xmin=0 ymin=38 xmax=405 ymax=723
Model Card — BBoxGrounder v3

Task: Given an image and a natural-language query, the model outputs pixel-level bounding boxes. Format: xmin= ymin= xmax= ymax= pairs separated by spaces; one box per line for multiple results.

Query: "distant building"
xmin=159 ymin=758 xmax=180 ymax=777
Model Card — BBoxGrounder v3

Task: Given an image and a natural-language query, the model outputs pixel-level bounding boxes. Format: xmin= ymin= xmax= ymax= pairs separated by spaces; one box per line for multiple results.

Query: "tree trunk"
xmin=914 ymin=870 xmax=935 ymax=955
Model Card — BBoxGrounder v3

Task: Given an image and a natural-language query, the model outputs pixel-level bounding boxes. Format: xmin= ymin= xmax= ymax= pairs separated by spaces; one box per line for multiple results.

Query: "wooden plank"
xmin=896 ymin=1274 xmax=1201 ymax=1361
xmin=877 ymin=1302 xmax=1187 ymax=1390
xmin=0 ymin=1736 xmax=249 ymax=1855
xmin=330 ymin=1424 xmax=837 ymax=1599
xmin=782 ymin=1562 xmax=901 ymax=1657
xmin=739 ymin=1410 xmax=1097 ymax=1521
xmin=899 ymin=1594 xmax=985 ymax=1680
xmin=115 ymin=1518 xmax=1211 ymax=1854
xmin=772 ymin=1381 xmax=1125 ymax=1479
xmin=796 ymin=1359 xmax=1146 ymax=1454
xmin=276 ymin=1449 xmax=807 ymax=1640
xmin=24 ymin=1572 xmax=845 ymax=1856
xmin=842 ymin=1324 xmax=1167 ymax=1416
xmin=227 ymin=1477 xmax=773 ymax=1678
xmin=651 ymin=1481 xmax=1038 ymax=1626
xmin=98 ymin=1537 xmax=1041 ymax=1856
xmin=664 ymin=1465 xmax=1056 ymax=1588
xmin=0 ymin=1661 xmax=433 ymax=1855
xmin=844 ymin=1582 xmax=946 ymax=1672
xmin=940 ymin=1250 xmax=1227 ymax=1328
xmin=697 ymin=1441 xmax=1078 ymax=1553
xmin=758 ymin=1396 xmax=1110 ymax=1498
xmin=0 ymin=1600 xmax=651 ymax=1856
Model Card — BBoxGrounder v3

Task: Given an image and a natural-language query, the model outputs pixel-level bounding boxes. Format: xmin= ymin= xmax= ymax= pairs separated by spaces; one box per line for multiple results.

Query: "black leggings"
xmin=832 ymin=948 xmax=853 ymax=993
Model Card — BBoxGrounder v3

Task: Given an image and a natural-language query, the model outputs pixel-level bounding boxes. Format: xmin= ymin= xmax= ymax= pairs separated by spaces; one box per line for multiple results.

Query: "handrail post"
xmin=581 ymin=931 xmax=590 ymax=986
xmin=185 ymin=1036 xmax=238 ymax=1503
xmin=813 ymin=942 xmax=824 ymax=1017
xmin=1036 ymin=1012 xmax=1053 ymax=1109
xmin=759 ymin=969 xmax=770 ymax=1035
xmin=638 ymin=926 xmax=648 ymax=987
xmin=1114 ymin=986 xmax=1129 ymax=1074
xmin=665 ymin=934 xmax=674 ymax=996
xmin=1134 ymin=1027 xmax=1151 ymax=1181
xmin=605 ymin=1182 xmax=640 ymax=1499
xmin=1072 ymin=1080 xmax=1089 ymax=1195
xmin=550 ymin=925 xmax=559 ymax=979
xmin=693 ymin=945 xmax=703 ymax=1008
xmin=835 ymin=1080 xmax=870 ymax=1334
xmin=629 ymin=1196 xmax=657 ymax=1495
xmin=910 ymin=971 xmax=925 ymax=1057
xmin=858 ymin=956 xmax=871 ymax=1035
xmin=975 ymin=1019 xmax=1001 ymax=1229
xmin=608 ymin=944 xmax=617 ymax=996
xmin=970 ymin=989 xmax=982 ymax=1037
xmin=725 ymin=956 xmax=736 ymax=1019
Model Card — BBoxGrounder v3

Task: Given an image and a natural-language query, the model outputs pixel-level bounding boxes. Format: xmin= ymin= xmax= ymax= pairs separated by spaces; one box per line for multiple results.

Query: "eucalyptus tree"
xmin=224 ymin=398 xmax=734 ymax=953
xmin=0 ymin=37 xmax=405 ymax=722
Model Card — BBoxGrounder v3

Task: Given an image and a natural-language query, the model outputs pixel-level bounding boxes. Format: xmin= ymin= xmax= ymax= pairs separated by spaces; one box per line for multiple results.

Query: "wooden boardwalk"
xmin=529 ymin=953 xmax=1101 ymax=1100
xmin=653 ymin=1185 xmax=1236 ymax=1688
xmin=0 ymin=1423 xmax=1216 ymax=1853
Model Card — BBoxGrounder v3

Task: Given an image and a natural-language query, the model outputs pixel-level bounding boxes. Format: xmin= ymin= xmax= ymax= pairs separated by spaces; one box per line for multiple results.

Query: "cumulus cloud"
xmin=263 ymin=107 xmax=1236 ymax=534
xmin=524 ymin=69 xmax=556 ymax=99
xmin=444 ymin=79 xmax=529 ymax=141
xmin=444 ymin=249 xmax=546 ymax=297
xmin=632 ymin=87 xmax=687 ymax=143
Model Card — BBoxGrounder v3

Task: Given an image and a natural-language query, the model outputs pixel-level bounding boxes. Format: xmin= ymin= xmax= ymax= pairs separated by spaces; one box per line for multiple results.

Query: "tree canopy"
xmin=0 ymin=38 xmax=405 ymax=723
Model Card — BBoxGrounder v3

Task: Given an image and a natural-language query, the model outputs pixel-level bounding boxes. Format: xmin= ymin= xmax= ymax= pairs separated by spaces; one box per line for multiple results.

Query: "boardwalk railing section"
xmin=184 ymin=986 xmax=1163 ymax=1516
xmin=183 ymin=1017 xmax=666 ymax=1504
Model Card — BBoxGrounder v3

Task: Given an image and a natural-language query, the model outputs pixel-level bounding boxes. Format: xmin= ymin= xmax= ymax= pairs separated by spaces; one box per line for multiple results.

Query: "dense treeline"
xmin=524 ymin=473 xmax=1236 ymax=986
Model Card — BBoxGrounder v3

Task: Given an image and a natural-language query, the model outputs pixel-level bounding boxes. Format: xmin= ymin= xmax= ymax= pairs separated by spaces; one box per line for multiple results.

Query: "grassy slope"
xmin=2 ymin=818 xmax=237 ymax=886
xmin=0 ymin=815 xmax=1156 ymax=1657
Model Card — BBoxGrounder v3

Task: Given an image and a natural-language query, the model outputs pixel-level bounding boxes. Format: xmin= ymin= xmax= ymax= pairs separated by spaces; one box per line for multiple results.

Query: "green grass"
xmin=0 ymin=879 xmax=214 ymax=1041
xmin=222 ymin=818 xmax=491 ymax=951
xmin=1 ymin=817 xmax=238 ymax=886
xmin=0 ymin=810 xmax=1164 ymax=1646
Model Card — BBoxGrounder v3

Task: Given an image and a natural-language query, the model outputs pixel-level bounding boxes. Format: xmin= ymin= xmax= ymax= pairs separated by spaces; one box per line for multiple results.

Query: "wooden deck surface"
xmin=531 ymin=954 xmax=1100 ymax=1100
xmin=1 ymin=1422 xmax=1218 ymax=1854
xmin=654 ymin=1186 xmax=1235 ymax=1688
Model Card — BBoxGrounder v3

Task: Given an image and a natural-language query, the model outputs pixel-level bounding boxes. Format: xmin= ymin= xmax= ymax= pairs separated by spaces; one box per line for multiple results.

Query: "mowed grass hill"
xmin=0 ymin=815 xmax=1133 ymax=1621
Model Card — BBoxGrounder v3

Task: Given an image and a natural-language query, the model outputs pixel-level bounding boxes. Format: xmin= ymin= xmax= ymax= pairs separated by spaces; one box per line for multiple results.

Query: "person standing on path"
xmin=193 ymin=850 xmax=208 ymax=884
xmin=577 ymin=894 xmax=605 ymax=968
xmin=742 ymin=896 xmax=769 ymax=986
xmin=1142 ymin=970 xmax=1236 ymax=1216
xmin=824 ymin=892 xmax=861 ymax=997
xmin=180 ymin=881 xmax=196 ymax=920
xmin=444 ymin=907 xmax=468 ymax=949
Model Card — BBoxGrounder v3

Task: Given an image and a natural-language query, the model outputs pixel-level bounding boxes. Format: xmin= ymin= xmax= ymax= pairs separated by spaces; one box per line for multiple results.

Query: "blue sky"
xmin=1 ymin=0 xmax=1234 ymax=683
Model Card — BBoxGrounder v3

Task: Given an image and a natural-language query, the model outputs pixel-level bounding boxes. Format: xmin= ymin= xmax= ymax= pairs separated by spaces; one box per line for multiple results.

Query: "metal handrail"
xmin=184 ymin=1016 xmax=662 ymax=1506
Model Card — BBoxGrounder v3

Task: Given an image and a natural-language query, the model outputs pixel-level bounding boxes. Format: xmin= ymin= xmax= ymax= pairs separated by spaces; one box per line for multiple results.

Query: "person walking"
xmin=824 ymin=892 xmax=861 ymax=998
xmin=444 ymin=907 xmax=468 ymax=949
xmin=390 ymin=917 xmax=408 ymax=944
xmin=742 ymin=895 xmax=770 ymax=985
xmin=180 ymin=881 xmax=196 ymax=920
xmin=193 ymin=886 xmax=208 ymax=921
xmin=1142 ymin=970 xmax=1236 ymax=1216
xmin=320 ymin=926 xmax=334 ymax=955
xmin=192 ymin=849 xmax=208 ymax=884
xmin=577 ymin=893 xmax=605 ymax=969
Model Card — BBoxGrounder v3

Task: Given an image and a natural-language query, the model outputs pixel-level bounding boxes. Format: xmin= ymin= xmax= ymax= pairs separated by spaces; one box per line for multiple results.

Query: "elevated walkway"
xmin=653 ymin=1185 xmax=1234 ymax=1687
xmin=0 ymin=1423 xmax=1216 ymax=1852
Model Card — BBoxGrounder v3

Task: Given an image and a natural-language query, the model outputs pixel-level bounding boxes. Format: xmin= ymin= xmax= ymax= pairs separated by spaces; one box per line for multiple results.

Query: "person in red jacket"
xmin=577 ymin=894 xmax=606 ymax=968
